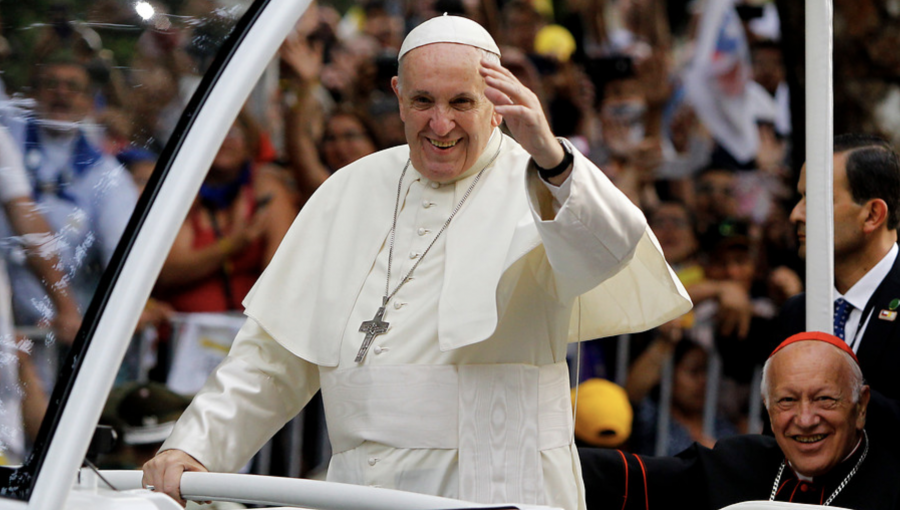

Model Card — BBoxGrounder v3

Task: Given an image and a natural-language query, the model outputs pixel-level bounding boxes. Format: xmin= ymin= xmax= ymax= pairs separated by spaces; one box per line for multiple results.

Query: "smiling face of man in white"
xmin=391 ymin=42 xmax=502 ymax=183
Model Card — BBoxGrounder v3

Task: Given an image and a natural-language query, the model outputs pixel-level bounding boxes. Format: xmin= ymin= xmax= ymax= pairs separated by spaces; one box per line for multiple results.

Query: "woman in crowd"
xmin=280 ymin=30 xmax=382 ymax=205
xmin=627 ymin=336 xmax=739 ymax=456
xmin=154 ymin=111 xmax=295 ymax=312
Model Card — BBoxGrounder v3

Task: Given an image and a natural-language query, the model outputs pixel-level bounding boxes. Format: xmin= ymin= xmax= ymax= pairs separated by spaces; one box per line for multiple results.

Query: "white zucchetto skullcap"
xmin=398 ymin=14 xmax=500 ymax=61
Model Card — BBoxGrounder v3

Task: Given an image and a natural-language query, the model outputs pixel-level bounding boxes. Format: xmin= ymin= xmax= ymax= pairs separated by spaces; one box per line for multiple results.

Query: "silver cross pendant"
xmin=355 ymin=302 xmax=390 ymax=362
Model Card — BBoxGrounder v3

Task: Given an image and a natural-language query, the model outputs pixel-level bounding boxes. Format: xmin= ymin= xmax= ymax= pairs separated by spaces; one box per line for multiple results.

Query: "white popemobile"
xmin=0 ymin=0 xmax=841 ymax=509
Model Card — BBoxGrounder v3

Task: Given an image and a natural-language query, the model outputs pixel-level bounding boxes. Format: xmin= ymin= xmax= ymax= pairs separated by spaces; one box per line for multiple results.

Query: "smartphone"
xmin=585 ymin=55 xmax=635 ymax=107
xmin=736 ymin=4 xmax=765 ymax=21
xmin=375 ymin=55 xmax=399 ymax=93
xmin=586 ymin=56 xmax=635 ymax=84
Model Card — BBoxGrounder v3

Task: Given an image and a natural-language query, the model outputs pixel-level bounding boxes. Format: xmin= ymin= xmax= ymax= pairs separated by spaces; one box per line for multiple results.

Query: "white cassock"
xmin=161 ymin=129 xmax=691 ymax=510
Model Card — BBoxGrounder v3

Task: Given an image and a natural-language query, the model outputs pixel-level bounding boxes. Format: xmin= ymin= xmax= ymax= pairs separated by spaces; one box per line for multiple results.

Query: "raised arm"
xmin=280 ymin=33 xmax=332 ymax=202
xmin=3 ymin=197 xmax=82 ymax=343
xmin=154 ymin=206 xmax=252 ymax=289
xmin=481 ymin=57 xmax=689 ymax=332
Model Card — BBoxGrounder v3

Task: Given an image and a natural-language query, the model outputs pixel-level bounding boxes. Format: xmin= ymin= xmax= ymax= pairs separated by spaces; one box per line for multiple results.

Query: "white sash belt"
xmin=319 ymin=361 xmax=573 ymax=505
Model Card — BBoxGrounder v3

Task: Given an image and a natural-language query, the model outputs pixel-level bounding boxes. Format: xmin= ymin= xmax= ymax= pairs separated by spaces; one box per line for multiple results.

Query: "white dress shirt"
xmin=836 ymin=243 xmax=899 ymax=352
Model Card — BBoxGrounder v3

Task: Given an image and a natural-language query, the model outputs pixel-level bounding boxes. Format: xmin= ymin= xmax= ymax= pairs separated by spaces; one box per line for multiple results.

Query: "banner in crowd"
xmin=167 ymin=312 xmax=245 ymax=395
xmin=684 ymin=0 xmax=773 ymax=165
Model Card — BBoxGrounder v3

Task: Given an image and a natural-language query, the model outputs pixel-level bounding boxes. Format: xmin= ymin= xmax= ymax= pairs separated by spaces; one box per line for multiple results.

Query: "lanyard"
xmin=846 ymin=294 xmax=877 ymax=353
xmin=23 ymin=119 xmax=102 ymax=203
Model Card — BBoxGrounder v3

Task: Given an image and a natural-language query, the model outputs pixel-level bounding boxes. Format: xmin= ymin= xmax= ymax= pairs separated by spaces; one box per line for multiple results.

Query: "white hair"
xmin=395 ymin=46 xmax=500 ymax=95
xmin=761 ymin=347 xmax=864 ymax=408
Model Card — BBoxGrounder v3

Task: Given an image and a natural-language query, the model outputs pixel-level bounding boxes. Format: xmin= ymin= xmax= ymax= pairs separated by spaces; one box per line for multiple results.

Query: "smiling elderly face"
xmin=765 ymin=341 xmax=869 ymax=478
xmin=391 ymin=43 xmax=502 ymax=183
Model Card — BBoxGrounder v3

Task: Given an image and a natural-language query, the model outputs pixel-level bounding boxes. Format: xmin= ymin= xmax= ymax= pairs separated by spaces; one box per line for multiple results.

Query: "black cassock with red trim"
xmin=579 ymin=434 xmax=900 ymax=510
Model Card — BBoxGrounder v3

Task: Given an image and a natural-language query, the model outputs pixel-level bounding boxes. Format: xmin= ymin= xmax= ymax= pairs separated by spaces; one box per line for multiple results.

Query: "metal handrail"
xmin=95 ymin=470 xmax=561 ymax=510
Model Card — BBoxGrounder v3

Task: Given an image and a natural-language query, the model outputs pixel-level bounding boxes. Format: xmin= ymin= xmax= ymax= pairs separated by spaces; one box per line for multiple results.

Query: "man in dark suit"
xmin=779 ymin=133 xmax=900 ymax=452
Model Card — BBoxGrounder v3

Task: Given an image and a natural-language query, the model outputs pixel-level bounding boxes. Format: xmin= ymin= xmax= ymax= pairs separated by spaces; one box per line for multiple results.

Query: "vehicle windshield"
xmin=0 ymin=0 xmax=252 ymax=499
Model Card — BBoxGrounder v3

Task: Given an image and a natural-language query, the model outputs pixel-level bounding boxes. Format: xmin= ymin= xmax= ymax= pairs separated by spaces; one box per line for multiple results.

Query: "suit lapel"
xmin=856 ymin=250 xmax=900 ymax=365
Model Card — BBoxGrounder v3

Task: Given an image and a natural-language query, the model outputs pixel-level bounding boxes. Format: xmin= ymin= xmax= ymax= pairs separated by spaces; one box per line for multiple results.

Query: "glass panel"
xmin=0 ymin=0 xmax=251 ymax=483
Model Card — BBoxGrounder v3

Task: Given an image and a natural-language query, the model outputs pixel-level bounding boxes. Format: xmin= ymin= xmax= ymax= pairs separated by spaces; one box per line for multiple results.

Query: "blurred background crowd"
xmin=1 ymin=0 xmax=899 ymax=481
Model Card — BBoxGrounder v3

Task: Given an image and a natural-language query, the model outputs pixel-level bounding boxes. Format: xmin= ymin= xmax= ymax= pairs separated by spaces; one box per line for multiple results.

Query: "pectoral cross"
xmin=355 ymin=302 xmax=390 ymax=362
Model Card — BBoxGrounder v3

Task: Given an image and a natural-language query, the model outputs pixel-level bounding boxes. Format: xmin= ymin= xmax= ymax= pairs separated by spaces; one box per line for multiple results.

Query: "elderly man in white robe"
xmin=142 ymin=15 xmax=691 ymax=510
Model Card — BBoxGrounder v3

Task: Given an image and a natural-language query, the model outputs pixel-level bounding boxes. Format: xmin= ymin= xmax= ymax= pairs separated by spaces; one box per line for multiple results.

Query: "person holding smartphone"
xmin=154 ymin=110 xmax=296 ymax=313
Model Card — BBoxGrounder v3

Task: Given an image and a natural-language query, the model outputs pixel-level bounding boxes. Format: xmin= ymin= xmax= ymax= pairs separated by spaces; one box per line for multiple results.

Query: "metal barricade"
xmin=578 ymin=334 xmax=765 ymax=456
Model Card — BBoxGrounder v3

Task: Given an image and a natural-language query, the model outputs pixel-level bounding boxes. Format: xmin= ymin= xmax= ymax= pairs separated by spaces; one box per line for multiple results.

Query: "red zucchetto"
xmin=769 ymin=331 xmax=860 ymax=364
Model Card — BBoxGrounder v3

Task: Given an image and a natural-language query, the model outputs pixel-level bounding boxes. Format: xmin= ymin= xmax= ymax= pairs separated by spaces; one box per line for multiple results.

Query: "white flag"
xmin=684 ymin=0 xmax=760 ymax=165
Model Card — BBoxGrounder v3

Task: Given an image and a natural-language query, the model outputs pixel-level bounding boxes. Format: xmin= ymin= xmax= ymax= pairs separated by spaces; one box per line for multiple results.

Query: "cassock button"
xmin=800 ymin=484 xmax=809 ymax=493
xmin=393 ymin=301 xmax=404 ymax=310
xmin=409 ymin=252 xmax=420 ymax=259
xmin=368 ymin=457 xmax=378 ymax=466
xmin=422 ymin=200 xmax=433 ymax=208
xmin=417 ymin=227 xmax=428 ymax=236
xmin=373 ymin=346 xmax=383 ymax=355
xmin=430 ymin=182 xmax=440 ymax=189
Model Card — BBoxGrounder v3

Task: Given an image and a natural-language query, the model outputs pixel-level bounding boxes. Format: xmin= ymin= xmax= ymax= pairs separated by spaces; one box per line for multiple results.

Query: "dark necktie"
xmin=834 ymin=298 xmax=853 ymax=340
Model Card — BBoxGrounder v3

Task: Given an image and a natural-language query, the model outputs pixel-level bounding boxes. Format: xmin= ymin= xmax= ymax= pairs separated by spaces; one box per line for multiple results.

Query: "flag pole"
xmin=804 ymin=0 xmax=834 ymax=333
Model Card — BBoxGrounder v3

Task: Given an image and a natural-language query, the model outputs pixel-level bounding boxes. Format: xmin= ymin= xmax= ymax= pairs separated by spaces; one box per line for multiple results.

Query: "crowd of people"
xmin=0 ymin=0 xmax=899 ymax=509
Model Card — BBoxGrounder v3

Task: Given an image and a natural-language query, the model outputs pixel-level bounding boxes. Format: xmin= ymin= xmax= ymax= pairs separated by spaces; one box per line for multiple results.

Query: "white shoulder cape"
xmin=243 ymin=135 xmax=691 ymax=367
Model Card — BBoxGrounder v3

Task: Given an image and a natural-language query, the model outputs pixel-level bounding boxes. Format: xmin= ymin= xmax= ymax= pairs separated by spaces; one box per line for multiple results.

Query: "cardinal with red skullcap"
xmin=580 ymin=331 xmax=900 ymax=510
